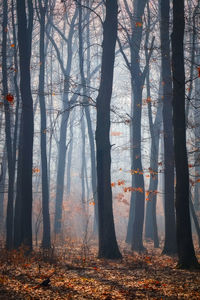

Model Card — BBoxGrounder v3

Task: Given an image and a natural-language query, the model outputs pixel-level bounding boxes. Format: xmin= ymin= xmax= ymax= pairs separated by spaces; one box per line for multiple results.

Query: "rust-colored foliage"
xmin=136 ymin=22 xmax=143 ymax=27
xmin=0 ymin=242 xmax=199 ymax=299
xmin=6 ymin=93 xmax=14 ymax=103
xmin=198 ymin=66 xmax=200 ymax=77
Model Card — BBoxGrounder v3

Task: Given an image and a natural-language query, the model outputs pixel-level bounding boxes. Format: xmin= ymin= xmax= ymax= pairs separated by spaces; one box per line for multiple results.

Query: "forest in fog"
xmin=0 ymin=0 xmax=200 ymax=298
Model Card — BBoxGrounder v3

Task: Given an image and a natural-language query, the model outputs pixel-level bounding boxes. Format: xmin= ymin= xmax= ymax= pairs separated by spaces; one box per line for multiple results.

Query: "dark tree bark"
xmin=160 ymin=0 xmax=177 ymax=255
xmin=16 ymin=0 xmax=34 ymax=249
xmin=119 ymin=0 xmax=149 ymax=250
xmin=13 ymin=123 xmax=23 ymax=249
xmin=194 ymin=43 xmax=200 ymax=211
xmin=0 ymin=150 xmax=6 ymax=234
xmin=145 ymin=75 xmax=162 ymax=248
xmin=130 ymin=0 xmax=149 ymax=252
xmin=172 ymin=0 xmax=199 ymax=268
xmin=38 ymin=0 xmax=51 ymax=248
xmin=95 ymin=0 xmax=121 ymax=259
xmin=3 ymin=0 xmax=15 ymax=250
xmin=189 ymin=196 xmax=200 ymax=247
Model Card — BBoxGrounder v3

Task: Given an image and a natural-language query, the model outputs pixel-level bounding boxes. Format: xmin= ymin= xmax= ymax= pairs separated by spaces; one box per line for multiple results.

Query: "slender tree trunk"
xmin=194 ymin=45 xmax=200 ymax=210
xmin=160 ymin=0 xmax=177 ymax=255
xmin=145 ymin=76 xmax=162 ymax=248
xmin=172 ymin=0 xmax=199 ymax=268
xmin=54 ymin=10 xmax=78 ymax=234
xmin=95 ymin=0 xmax=121 ymax=259
xmin=3 ymin=0 xmax=15 ymax=250
xmin=189 ymin=196 xmax=200 ymax=247
xmin=13 ymin=119 xmax=23 ymax=249
xmin=38 ymin=1 xmax=51 ymax=248
xmin=54 ymin=97 xmax=70 ymax=234
xmin=78 ymin=1 xmax=98 ymax=230
xmin=123 ymin=0 xmax=148 ymax=252
xmin=0 ymin=149 xmax=7 ymax=235
xmin=16 ymin=0 xmax=34 ymax=249
xmin=80 ymin=112 xmax=86 ymax=209
xmin=66 ymin=116 xmax=74 ymax=196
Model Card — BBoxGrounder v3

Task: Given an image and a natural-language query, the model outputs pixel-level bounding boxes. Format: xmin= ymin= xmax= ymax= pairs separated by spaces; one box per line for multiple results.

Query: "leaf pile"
xmin=0 ymin=241 xmax=199 ymax=299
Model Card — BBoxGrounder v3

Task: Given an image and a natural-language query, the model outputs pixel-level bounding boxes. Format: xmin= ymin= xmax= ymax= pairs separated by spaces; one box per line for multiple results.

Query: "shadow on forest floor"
xmin=0 ymin=240 xmax=199 ymax=299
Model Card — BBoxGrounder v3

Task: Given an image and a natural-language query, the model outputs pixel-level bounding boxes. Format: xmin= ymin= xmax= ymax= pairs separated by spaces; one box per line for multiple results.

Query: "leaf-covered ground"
xmin=0 ymin=241 xmax=199 ymax=299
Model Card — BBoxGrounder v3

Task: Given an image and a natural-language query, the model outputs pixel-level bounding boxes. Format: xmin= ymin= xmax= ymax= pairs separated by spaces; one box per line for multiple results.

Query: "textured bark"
xmin=160 ymin=0 xmax=177 ymax=255
xmin=16 ymin=0 xmax=34 ymax=249
xmin=38 ymin=1 xmax=51 ymax=248
xmin=3 ymin=0 xmax=15 ymax=250
xmin=0 ymin=150 xmax=6 ymax=234
xmin=130 ymin=0 xmax=148 ymax=252
xmin=172 ymin=0 xmax=199 ymax=268
xmin=95 ymin=0 xmax=121 ymax=259
xmin=145 ymin=76 xmax=162 ymax=248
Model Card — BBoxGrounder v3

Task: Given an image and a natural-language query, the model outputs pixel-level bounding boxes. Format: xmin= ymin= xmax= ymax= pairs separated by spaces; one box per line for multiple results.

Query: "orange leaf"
xmin=111 ymin=131 xmax=122 ymax=136
xmin=198 ymin=66 xmax=200 ymax=77
xmin=146 ymin=97 xmax=151 ymax=103
xmin=136 ymin=22 xmax=142 ymax=27
xmin=6 ymin=93 xmax=14 ymax=103
xmin=118 ymin=180 xmax=125 ymax=186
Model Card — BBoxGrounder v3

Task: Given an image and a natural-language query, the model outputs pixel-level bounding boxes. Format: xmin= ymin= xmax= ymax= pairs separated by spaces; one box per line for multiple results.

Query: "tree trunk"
xmin=145 ymin=74 xmax=162 ymax=248
xmin=54 ymin=10 xmax=78 ymax=234
xmin=16 ymin=0 xmax=34 ymax=250
xmin=160 ymin=0 xmax=177 ymax=255
xmin=3 ymin=0 xmax=15 ymax=250
xmin=38 ymin=1 xmax=51 ymax=248
xmin=0 ymin=150 xmax=7 ymax=235
xmin=95 ymin=0 xmax=121 ymax=259
xmin=124 ymin=0 xmax=148 ymax=252
xmin=172 ymin=0 xmax=199 ymax=268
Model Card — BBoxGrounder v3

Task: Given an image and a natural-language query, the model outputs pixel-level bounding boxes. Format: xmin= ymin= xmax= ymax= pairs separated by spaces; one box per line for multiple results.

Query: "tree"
xmin=95 ymin=0 xmax=122 ymax=259
xmin=16 ymin=0 xmax=34 ymax=249
xmin=37 ymin=0 xmax=51 ymax=248
xmin=77 ymin=0 xmax=98 ymax=229
xmin=160 ymin=0 xmax=177 ymax=255
xmin=172 ymin=0 xmax=199 ymax=268
xmin=118 ymin=0 xmax=150 ymax=251
xmin=52 ymin=7 xmax=78 ymax=234
xmin=144 ymin=3 xmax=160 ymax=248
xmin=2 ymin=0 xmax=15 ymax=250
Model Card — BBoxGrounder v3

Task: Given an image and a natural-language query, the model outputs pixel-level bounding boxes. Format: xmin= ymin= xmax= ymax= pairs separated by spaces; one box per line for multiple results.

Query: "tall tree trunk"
xmin=38 ymin=1 xmax=51 ymax=248
xmin=54 ymin=10 xmax=78 ymax=234
xmin=95 ymin=0 xmax=121 ymax=259
xmin=145 ymin=75 xmax=162 ymax=248
xmin=3 ymin=0 xmax=15 ymax=250
xmin=78 ymin=0 xmax=98 ymax=227
xmin=13 ymin=120 xmax=23 ymax=249
xmin=0 ymin=149 xmax=7 ymax=235
xmin=194 ymin=44 xmax=200 ymax=211
xmin=66 ymin=116 xmax=74 ymax=196
xmin=16 ymin=0 xmax=34 ymax=249
xmin=80 ymin=112 xmax=86 ymax=209
xmin=130 ymin=0 xmax=148 ymax=252
xmin=172 ymin=0 xmax=199 ymax=268
xmin=160 ymin=0 xmax=177 ymax=255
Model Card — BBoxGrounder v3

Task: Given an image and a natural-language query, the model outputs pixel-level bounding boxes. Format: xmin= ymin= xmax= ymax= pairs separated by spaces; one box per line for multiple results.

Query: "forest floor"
xmin=0 ymin=240 xmax=199 ymax=299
